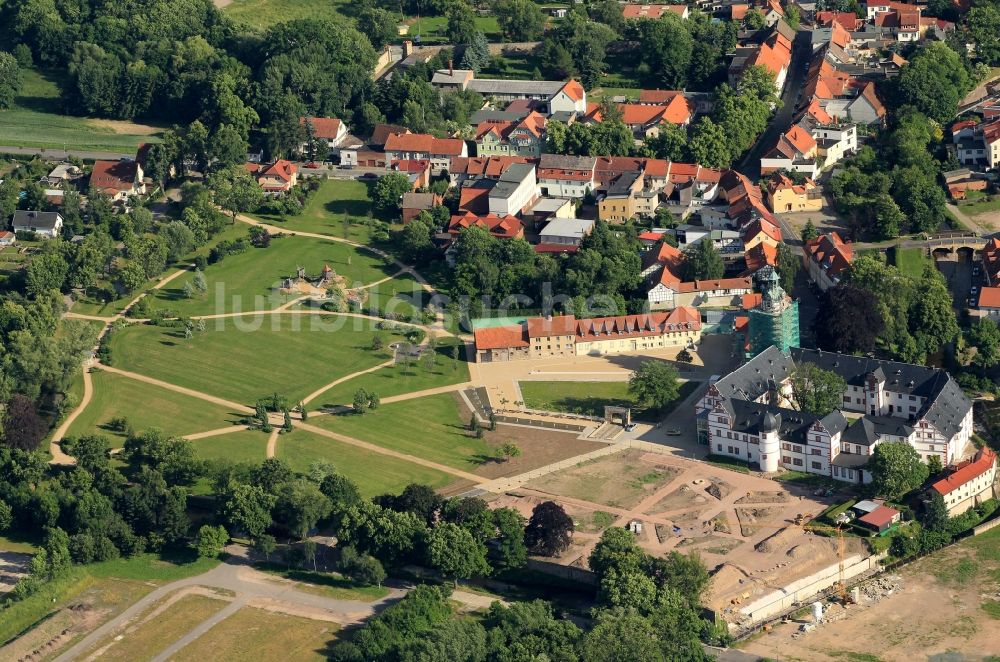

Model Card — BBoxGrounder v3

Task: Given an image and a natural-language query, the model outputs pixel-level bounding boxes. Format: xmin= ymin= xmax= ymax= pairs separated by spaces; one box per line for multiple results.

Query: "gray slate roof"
xmin=12 ymin=210 xmax=61 ymax=231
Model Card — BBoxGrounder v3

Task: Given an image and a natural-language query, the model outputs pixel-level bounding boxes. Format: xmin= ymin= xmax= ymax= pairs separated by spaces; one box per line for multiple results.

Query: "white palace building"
xmin=696 ymin=346 xmax=974 ymax=484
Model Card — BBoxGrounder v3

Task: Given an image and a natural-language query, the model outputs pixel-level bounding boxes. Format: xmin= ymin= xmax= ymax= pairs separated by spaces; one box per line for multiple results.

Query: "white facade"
xmin=538 ymin=175 xmax=593 ymax=198
xmin=488 ymin=165 xmax=539 ymax=217
xmin=812 ymin=124 xmax=857 ymax=168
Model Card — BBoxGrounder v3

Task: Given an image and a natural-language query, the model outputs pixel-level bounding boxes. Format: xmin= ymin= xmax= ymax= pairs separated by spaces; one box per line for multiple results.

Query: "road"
xmin=0 ymin=146 xmax=133 ymax=161
xmin=735 ymin=28 xmax=814 ymax=181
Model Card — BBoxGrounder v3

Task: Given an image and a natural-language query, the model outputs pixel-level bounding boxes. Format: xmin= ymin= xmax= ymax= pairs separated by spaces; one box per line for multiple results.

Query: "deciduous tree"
xmin=788 ymin=363 xmax=847 ymax=417
xmin=524 ymin=500 xmax=573 ymax=556
xmin=628 ymin=360 xmax=681 ymax=413
xmin=869 ymin=441 xmax=929 ymax=499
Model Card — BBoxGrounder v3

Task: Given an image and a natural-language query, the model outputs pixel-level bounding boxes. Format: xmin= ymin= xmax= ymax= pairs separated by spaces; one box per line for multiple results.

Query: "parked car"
xmin=359 ymin=172 xmax=378 ymax=180
xmin=664 ymin=428 xmax=682 ymax=436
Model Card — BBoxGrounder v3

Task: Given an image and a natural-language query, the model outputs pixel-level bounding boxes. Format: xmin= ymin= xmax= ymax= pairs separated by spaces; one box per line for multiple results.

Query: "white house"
xmin=930 ymin=448 xmax=997 ymax=517
xmin=537 ymin=153 xmax=596 ymax=198
xmin=488 ymin=163 xmax=539 ymax=217
xmin=12 ymin=210 xmax=63 ymax=238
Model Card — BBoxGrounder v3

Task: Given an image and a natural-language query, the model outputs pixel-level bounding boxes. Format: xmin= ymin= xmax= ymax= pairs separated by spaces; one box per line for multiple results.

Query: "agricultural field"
xmin=0 ymin=69 xmax=162 ymax=153
xmin=106 ymin=315 xmax=410 ymax=405
xmin=249 ymin=179 xmax=388 ymax=240
xmin=519 ymin=379 xmax=698 ymax=420
xmin=275 ymin=429 xmax=461 ymax=498
xmin=221 ymin=0 xmax=357 ymax=29
xmin=148 ymin=234 xmax=395 ymax=316
xmin=173 ymin=606 xmax=337 ymax=662
xmin=65 ymin=369 xmax=244 ymax=446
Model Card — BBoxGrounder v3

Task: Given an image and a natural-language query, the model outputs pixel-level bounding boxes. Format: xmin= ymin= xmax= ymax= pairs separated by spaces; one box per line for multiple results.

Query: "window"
xmin=793 ymin=458 xmax=803 ymax=467
xmin=811 ymin=461 xmax=822 ymax=470
xmin=783 ymin=456 xmax=792 ymax=464
xmin=811 ymin=448 xmax=822 ymax=455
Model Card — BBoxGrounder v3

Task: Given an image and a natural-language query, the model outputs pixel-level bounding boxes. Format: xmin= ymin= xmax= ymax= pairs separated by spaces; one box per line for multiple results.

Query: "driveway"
xmin=735 ymin=29 xmax=814 ymax=181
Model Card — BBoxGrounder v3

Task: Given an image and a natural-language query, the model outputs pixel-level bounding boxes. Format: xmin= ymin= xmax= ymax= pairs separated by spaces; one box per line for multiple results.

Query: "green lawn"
xmin=313 ymin=338 xmax=469 ymax=408
xmin=0 ymin=69 xmax=162 ymax=153
xmin=249 ymin=179 xmax=386 ymax=240
xmin=959 ymin=195 xmax=1000 ymax=217
xmin=107 ymin=315 xmax=409 ymax=405
xmin=479 ymin=50 xmax=544 ymax=79
xmin=191 ymin=429 xmax=269 ymax=463
xmin=148 ymin=234 xmax=395 ymax=316
xmin=276 ymin=429 xmax=460 ymax=498
xmin=404 ymin=15 xmax=501 ymax=42
xmin=362 ymin=271 xmax=428 ymax=320
xmin=889 ymin=245 xmax=932 ymax=278
xmin=310 ymin=393 xmax=490 ymax=472
xmin=519 ymin=380 xmax=699 ymax=421
xmin=222 ymin=0 xmax=357 ymax=29
xmin=65 ymin=370 xmax=244 ymax=446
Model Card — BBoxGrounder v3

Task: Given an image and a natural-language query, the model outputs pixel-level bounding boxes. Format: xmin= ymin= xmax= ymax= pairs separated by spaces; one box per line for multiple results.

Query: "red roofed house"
xmin=930 ymin=447 xmax=997 ymax=516
xmin=816 ymin=11 xmax=861 ymax=30
xmin=983 ymin=237 xmax=1000 ymax=285
xmin=977 ymin=287 xmax=1000 ymax=319
xmin=90 ymin=159 xmax=146 ymax=202
xmin=401 ymin=192 xmax=442 ymax=224
xmin=643 ymin=239 xmax=754 ymax=309
xmin=765 ymin=172 xmax=823 ymax=213
xmin=729 ymin=30 xmax=792 ymax=93
xmin=742 ymin=218 xmax=782 ymax=252
xmin=857 ymin=505 xmax=901 ymax=533
xmin=742 ymin=242 xmax=779 ymax=276
xmin=760 ymin=125 xmax=818 ymax=177
xmin=256 ymin=160 xmax=298 ymax=194
xmin=621 ymin=4 xmax=690 ymax=19
xmin=299 ymin=116 xmax=348 ymax=154
xmin=475 ymin=111 xmax=546 ymax=158
xmin=447 ymin=212 xmax=524 ymax=240
xmin=384 ymin=133 xmax=468 ymax=174
xmin=804 ymin=231 xmax=853 ymax=291
xmin=473 ymin=308 xmax=702 ymax=362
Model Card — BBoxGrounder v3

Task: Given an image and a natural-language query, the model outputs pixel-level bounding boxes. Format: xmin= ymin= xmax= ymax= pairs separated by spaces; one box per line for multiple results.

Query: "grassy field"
xmin=311 ymin=394 xmax=491 ymax=472
xmin=249 ymin=179 xmax=385 ymax=240
xmin=87 ymin=553 xmax=221 ymax=583
xmin=313 ymin=338 xmax=469 ymax=408
xmin=0 ymin=69 xmax=162 ymax=153
xmin=149 ymin=234 xmax=395 ymax=316
xmin=890 ymin=245 xmax=933 ymax=278
xmin=107 ymin=315 xmax=408 ymax=404
xmin=173 ymin=606 xmax=336 ymax=662
xmin=958 ymin=194 xmax=1000 ymax=217
xmin=90 ymin=593 xmax=228 ymax=662
xmin=65 ymin=369 xmax=245 ymax=446
xmin=479 ymin=50 xmax=543 ymax=79
xmin=71 ymin=224 xmax=250 ymax=317
xmin=519 ymin=380 xmax=699 ymax=420
xmin=362 ymin=271 xmax=428 ymax=320
xmin=222 ymin=0 xmax=355 ymax=29
xmin=276 ymin=429 xmax=460 ymax=497
xmin=191 ymin=429 xmax=269 ymax=463
xmin=256 ymin=564 xmax=390 ymax=601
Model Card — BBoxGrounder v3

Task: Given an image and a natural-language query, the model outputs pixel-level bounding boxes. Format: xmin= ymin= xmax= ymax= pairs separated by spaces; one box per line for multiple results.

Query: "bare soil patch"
xmin=735 ymin=506 xmax=777 ymax=537
xmin=736 ymin=490 xmax=790 ymax=505
xmin=86 ymin=118 xmax=163 ymax=136
xmin=525 ymin=449 xmax=683 ymax=509
xmin=644 ymin=483 xmax=710 ymax=515
xmin=705 ymin=478 xmax=733 ymax=501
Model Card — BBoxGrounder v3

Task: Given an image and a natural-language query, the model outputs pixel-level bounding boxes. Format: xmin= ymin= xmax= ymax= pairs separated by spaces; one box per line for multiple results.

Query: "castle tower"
xmin=748 ymin=265 xmax=799 ymax=357
xmin=759 ymin=410 xmax=782 ymax=473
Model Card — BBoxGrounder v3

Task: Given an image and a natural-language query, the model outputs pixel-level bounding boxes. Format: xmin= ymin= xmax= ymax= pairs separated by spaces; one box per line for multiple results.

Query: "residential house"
xmin=390 ymin=159 xmax=432 ymax=190
xmin=488 ymin=163 xmax=539 ymax=217
xmin=930 ymin=447 xmax=997 ymax=516
xmin=537 ymin=153 xmax=596 ymax=198
xmin=742 ymin=218 xmax=782 ymax=252
xmin=447 ymin=212 xmax=524 ymax=240
xmin=698 ymin=346 xmax=974 ymax=481
xmin=383 ymin=133 xmax=468 ymax=174
xmin=742 ymin=242 xmax=778 ymax=276
xmin=473 ymin=308 xmax=702 ymax=363
xmin=252 ymin=160 xmax=298 ymax=194
xmin=583 ymin=99 xmax=695 ymax=138
xmin=811 ymin=122 xmax=858 ymax=168
xmin=11 ymin=210 xmax=63 ymax=238
xmin=621 ymin=4 xmax=690 ymax=19
xmin=674 ymin=226 xmax=744 ymax=257
xmin=985 ymin=237 xmax=1000 ymax=285
xmin=538 ymin=217 xmax=595 ymax=247
xmin=760 ymin=125 xmax=819 ymax=177
xmin=728 ymin=25 xmax=793 ymax=93
xmin=475 ymin=112 xmax=546 ymax=158
xmin=803 ymin=231 xmax=853 ymax=291
xmin=448 ymin=156 xmax=537 ymax=186
xmin=766 ymin=172 xmax=823 ymax=213
xmin=300 ymin=117 xmax=348 ymax=154
xmin=598 ymin=171 xmax=643 ymax=223
xmin=943 ymin=168 xmax=988 ymax=200
xmin=801 ymin=50 xmax=887 ymax=126
xmin=977 ymin=287 xmax=1000 ymax=318
xmin=815 ymin=10 xmax=862 ymax=30
xmin=90 ymin=159 xmax=146 ymax=202
xmin=401 ymin=192 xmax=442 ymax=224
xmin=857 ymin=505 xmax=902 ymax=532
xmin=0 ymin=230 xmax=15 ymax=246
xmin=41 ymin=163 xmax=83 ymax=186
xmin=432 ymin=72 xmax=587 ymax=117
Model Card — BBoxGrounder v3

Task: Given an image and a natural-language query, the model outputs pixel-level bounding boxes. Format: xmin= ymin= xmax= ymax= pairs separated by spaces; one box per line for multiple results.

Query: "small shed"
xmin=851 ymin=500 xmax=880 ymax=517
xmin=857 ymin=505 xmax=901 ymax=533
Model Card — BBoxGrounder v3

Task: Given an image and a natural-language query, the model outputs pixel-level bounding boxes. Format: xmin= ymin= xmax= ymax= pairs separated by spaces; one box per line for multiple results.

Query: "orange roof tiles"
xmin=528 ymin=315 xmax=578 ymax=337
xmin=639 ymin=90 xmax=683 ymax=104
xmin=261 ymin=159 xmax=297 ymax=182
xmin=978 ymin=287 xmax=1000 ymax=308
xmin=805 ymin=232 xmax=853 ymax=280
xmin=560 ymin=80 xmax=585 ymax=102
xmin=448 ymin=212 xmax=523 ymax=239
xmin=90 ymin=160 xmax=139 ymax=192
xmin=784 ymin=125 xmax=818 ymax=155
xmin=301 ymin=117 xmax=342 ymax=139
xmin=744 ymin=242 xmax=778 ymax=273
xmin=385 ymin=133 xmax=465 ymax=155
xmin=932 ymin=448 xmax=996 ymax=496
xmin=474 ymin=325 xmax=529 ymax=350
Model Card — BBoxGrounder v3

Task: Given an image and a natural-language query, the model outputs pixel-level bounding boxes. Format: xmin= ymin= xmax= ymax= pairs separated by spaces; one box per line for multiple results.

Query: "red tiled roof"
xmin=672 ymin=277 xmax=752 ymax=294
xmin=301 ymin=117 xmax=342 ymax=140
xmin=662 ymin=95 xmax=695 ymax=124
xmin=620 ymin=104 xmax=670 ymax=127
xmin=639 ymin=90 xmax=683 ymax=105
xmin=261 ymin=159 xmax=297 ymax=182
xmin=474 ymin=325 xmax=529 ymax=350
xmin=858 ymin=82 xmax=887 ymax=119
xmin=784 ymin=125 xmax=818 ymax=155
xmin=385 ymin=133 xmax=465 ymax=155
xmin=932 ymin=448 xmax=996 ymax=496
xmin=858 ymin=505 xmax=900 ymax=529
xmin=450 ymin=156 xmax=536 ymax=178
xmin=90 ymin=159 xmax=139 ymax=192
xmin=527 ymin=315 xmax=578 ymax=337
xmin=741 ymin=292 xmax=763 ymax=310
xmin=447 ymin=211 xmax=523 ymax=239
xmin=370 ymin=124 xmax=410 ymax=146
xmin=743 ymin=242 xmax=778 ymax=274
xmin=816 ymin=11 xmax=860 ymax=29
xmin=574 ymin=307 xmax=701 ymax=341
xmin=984 ymin=237 xmax=1000 ymax=283
xmin=744 ymin=219 xmax=782 ymax=244
xmin=984 ymin=119 xmax=1000 ymax=145
xmin=805 ymin=232 xmax=853 ymax=280
xmin=533 ymin=243 xmax=579 ymax=254
xmin=560 ymin=80 xmax=586 ymax=102
xmin=978 ymin=287 xmax=1000 ymax=308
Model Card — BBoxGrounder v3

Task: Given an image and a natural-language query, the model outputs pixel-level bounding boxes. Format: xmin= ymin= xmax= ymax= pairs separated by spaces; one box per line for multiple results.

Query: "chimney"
xmin=449 ymin=59 xmax=453 ymax=76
